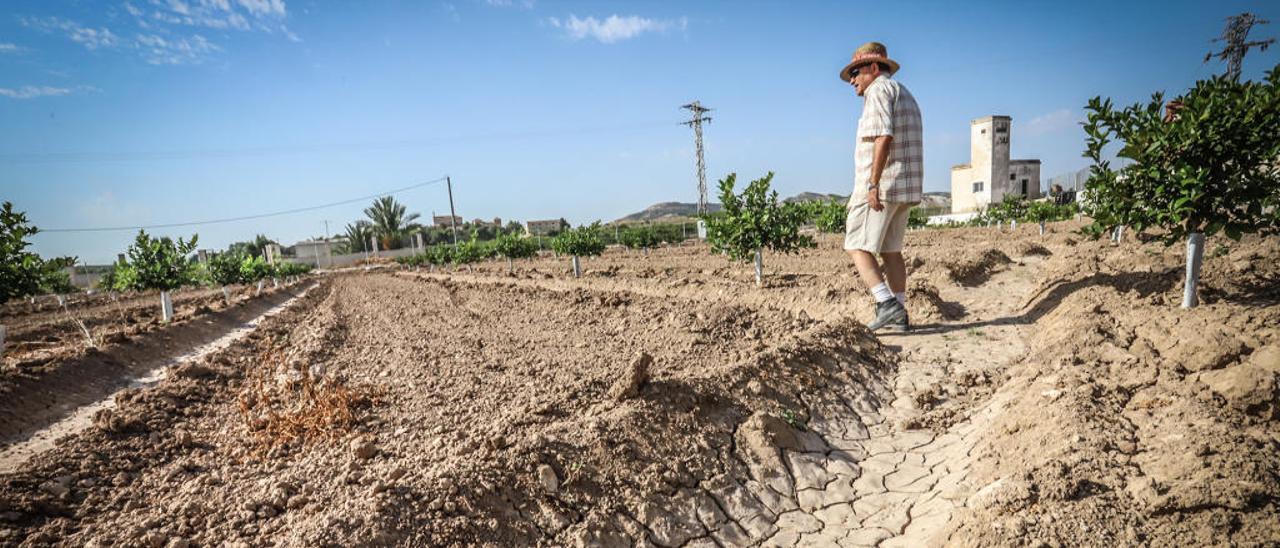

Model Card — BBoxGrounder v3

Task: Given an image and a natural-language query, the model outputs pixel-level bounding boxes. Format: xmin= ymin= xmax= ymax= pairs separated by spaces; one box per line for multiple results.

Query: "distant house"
xmin=950 ymin=116 xmax=1041 ymax=214
xmin=471 ymin=217 xmax=503 ymax=228
xmin=433 ymin=215 xmax=463 ymax=227
xmin=525 ymin=219 xmax=562 ymax=236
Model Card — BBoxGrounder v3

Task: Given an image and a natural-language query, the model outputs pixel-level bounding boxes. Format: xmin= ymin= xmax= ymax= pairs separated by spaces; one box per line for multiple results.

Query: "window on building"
xmin=1010 ymin=173 xmax=1017 ymax=180
xmin=996 ymin=124 xmax=1008 ymax=133
xmin=973 ymin=181 xmax=984 ymax=193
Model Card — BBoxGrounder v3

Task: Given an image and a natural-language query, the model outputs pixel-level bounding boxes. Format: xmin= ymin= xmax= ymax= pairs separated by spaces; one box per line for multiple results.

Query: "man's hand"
xmin=867 ymin=185 xmax=883 ymax=211
xmin=867 ymin=134 xmax=892 ymax=212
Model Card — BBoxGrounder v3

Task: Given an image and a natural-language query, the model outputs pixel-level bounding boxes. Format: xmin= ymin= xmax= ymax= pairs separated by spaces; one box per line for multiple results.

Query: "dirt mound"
xmin=938 ymin=249 xmax=1012 ymax=287
xmin=906 ymin=280 xmax=966 ymax=322
xmin=945 ymin=234 xmax=1280 ymax=546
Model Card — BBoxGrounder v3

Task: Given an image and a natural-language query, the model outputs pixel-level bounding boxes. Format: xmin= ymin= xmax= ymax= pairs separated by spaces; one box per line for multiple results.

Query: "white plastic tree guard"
xmin=160 ymin=291 xmax=174 ymax=322
xmin=221 ymin=286 xmax=232 ymax=305
xmin=571 ymin=256 xmax=582 ymax=278
xmin=1183 ymin=232 xmax=1205 ymax=309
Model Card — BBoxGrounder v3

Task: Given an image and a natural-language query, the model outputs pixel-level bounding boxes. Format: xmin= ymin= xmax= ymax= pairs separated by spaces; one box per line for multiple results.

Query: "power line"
xmin=0 ymin=122 xmax=674 ymax=165
xmin=41 ymin=176 xmax=448 ymax=233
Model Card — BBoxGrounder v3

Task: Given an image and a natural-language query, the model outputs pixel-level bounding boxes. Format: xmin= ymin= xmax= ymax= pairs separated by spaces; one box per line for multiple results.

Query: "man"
xmin=839 ymin=41 xmax=923 ymax=332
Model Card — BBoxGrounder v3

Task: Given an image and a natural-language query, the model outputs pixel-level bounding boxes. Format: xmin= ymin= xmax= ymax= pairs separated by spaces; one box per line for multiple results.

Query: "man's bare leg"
xmin=880 ymin=251 xmax=906 ymax=294
xmin=847 ymin=249 xmax=885 ymax=289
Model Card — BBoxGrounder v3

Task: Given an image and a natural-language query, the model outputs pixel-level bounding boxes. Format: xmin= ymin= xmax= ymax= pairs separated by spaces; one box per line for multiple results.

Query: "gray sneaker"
xmin=867 ymin=299 xmax=909 ymax=333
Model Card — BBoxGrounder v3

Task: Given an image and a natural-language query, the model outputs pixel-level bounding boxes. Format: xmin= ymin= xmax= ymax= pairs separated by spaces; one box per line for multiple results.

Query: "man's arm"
xmin=867 ymin=135 xmax=893 ymax=211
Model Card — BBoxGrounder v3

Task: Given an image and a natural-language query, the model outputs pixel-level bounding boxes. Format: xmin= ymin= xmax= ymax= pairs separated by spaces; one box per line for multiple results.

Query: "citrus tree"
xmin=425 ymin=245 xmax=454 ymax=272
xmin=1082 ymin=64 xmax=1280 ymax=307
xmin=619 ymin=225 xmax=661 ymax=256
xmin=1023 ymin=201 xmax=1057 ymax=235
xmin=0 ymin=202 xmax=79 ymax=303
xmin=207 ymin=251 xmax=245 ymax=304
xmin=492 ymin=233 xmax=539 ymax=272
xmin=38 ymin=256 xmax=78 ymax=296
xmin=907 ymin=206 xmax=930 ymax=230
xmin=551 ymin=222 xmax=606 ymax=278
xmin=450 ymin=237 xmax=492 ymax=272
xmin=810 ymin=198 xmax=847 ymax=237
xmin=985 ymin=194 xmax=1029 ymax=226
xmin=703 ymin=172 xmax=814 ymax=286
xmin=239 ymin=255 xmax=274 ymax=295
xmin=124 ymin=230 xmax=199 ymax=321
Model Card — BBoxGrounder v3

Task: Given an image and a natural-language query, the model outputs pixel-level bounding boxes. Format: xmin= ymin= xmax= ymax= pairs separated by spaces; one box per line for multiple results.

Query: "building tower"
xmin=950 ymin=115 xmax=1040 ymax=214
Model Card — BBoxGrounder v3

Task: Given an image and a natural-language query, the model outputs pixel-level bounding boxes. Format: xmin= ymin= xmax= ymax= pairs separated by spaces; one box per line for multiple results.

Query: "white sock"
xmin=895 ymin=292 xmax=906 ymax=307
xmin=871 ymin=282 xmax=894 ymax=303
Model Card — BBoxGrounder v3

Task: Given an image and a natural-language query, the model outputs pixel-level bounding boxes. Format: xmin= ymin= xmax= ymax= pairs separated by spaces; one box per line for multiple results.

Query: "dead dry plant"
xmin=237 ymin=345 xmax=382 ymax=452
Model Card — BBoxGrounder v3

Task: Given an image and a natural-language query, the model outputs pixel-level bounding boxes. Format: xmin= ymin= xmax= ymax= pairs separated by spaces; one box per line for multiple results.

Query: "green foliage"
xmin=618 ymin=225 xmax=661 ymax=250
xmin=38 ymin=256 xmax=78 ymax=295
xmin=551 ymin=222 xmax=607 ymax=257
xmin=364 ymin=196 xmax=422 ymax=250
xmin=125 ymin=230 xmax=199 ymax=291
xmin=451 ymin=238 xmax=491 ymax=265
xmin=807 ymin=199 xmax=848 ymax=234
xmin=425 ymin=245 xmax=455 ymax=266
xmin=703 ymin=172 xmax=815 ymax=261
xmin=984 ymin=195 xmax=1030 ymax=224
xmin=342 ymin=221 xmax=375 ymax=254
xmin=207 ymin=252 xmax=246 ymax=286
xmin=227 ymin=234 xmax=277 ymax=259
xmin=97 ymin=263 xmax=120 ymax=291
xmin=110 ymin=264 xmax=140 ymax=292
xmin=907 ymin=207 xmax=930 ymax=229
xmin=0 ymin=202 xmax=54 ymax=303
xmin=1023 ymin=201 xmax=1076 ymax=224
xmin=275 ymin=262 xmax=312 ymax=277
xmin=492 ymin=233 xmax=539 ymax=260
xmin=1082 ymin=65 xmax=1280 ymax=244
xmin=239 ymin=255 xmax=274 ymax=282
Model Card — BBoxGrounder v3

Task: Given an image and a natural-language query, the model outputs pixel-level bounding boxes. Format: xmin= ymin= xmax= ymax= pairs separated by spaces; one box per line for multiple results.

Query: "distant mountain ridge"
xmin=615 ymin=191 xmax=952 ymax=222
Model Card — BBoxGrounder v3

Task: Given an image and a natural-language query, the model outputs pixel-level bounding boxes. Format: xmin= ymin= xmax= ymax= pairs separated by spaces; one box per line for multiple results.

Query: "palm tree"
xmin=342 ymin=221 xmax=374 ymax=253
xmin=363 ymin=196 xmax=421 ymax=250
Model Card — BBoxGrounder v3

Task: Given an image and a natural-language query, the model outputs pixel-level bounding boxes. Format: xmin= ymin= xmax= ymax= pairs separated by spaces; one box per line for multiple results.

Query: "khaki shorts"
xmin=844 ymin=201 xmax=915 ymax=253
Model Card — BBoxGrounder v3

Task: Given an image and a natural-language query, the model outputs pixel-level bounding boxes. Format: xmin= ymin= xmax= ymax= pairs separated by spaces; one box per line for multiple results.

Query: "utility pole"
xmin=323 ymin=219 xmax=331 ymax=268
xmin=681 ymin=102 xmax=713 ymax=215
xmin=1206 ymin=13 xmax=1274 ymax=81
xmin=446 ymin=176 xmax=460 ymax=246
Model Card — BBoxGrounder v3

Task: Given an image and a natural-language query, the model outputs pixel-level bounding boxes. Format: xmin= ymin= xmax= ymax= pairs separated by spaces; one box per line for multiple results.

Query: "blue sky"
xmin=2 ymin=0 xmax=1277 ymax=263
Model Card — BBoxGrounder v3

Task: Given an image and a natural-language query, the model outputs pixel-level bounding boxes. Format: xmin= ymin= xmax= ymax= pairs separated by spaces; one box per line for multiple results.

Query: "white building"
xmin=950 ymin=115 xmax=1041 ymax=214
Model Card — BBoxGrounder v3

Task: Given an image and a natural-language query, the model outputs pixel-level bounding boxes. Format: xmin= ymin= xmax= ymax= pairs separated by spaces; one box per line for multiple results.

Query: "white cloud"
xmin=122 ymin=0 xmax=290 ymax=36
xmin=236 ymin=0 xmax=287 ymax=17
xmin=0 ymin=86 xmax=73 ymax=99
xmin=135 ymin=33 xmax=220 ymax=65
xmin=1022 ymin=109 xmax=1080 ymax=137
xmin=548 ymin=14 xmax=687 ymax=44
xmin=24 ymin=0 xmax=297 ymax=66
xmin=0 ymin=43 xmax=20 ymax=53
xmin=21 ymin=16 xmax=120 ymax=50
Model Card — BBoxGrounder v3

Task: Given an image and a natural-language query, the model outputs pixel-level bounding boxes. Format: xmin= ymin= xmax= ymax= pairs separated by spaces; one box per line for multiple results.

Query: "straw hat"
xmin=839 ymin=41 xmax=900 ymax=82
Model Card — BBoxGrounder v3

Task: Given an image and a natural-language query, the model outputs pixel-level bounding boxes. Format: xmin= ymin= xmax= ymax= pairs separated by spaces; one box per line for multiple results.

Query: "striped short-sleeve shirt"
xmin=852 ymin=75 xmax=923 ymax=204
